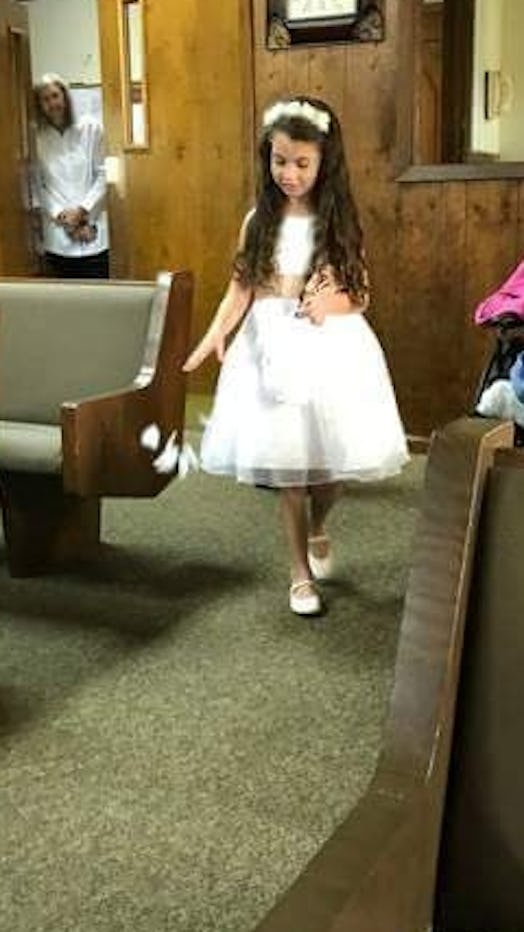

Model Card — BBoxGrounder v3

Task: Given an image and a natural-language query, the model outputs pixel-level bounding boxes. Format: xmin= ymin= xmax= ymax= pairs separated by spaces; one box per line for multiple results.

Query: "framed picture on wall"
xmin=267 ymin=0 xmax=385 ymax=48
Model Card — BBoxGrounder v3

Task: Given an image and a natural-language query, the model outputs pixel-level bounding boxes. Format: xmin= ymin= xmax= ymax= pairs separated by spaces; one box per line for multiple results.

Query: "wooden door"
xmin=97 ymin=0 xmax=254 ymax=392
xmin=0 ymin=0 xmax=37 ymax=276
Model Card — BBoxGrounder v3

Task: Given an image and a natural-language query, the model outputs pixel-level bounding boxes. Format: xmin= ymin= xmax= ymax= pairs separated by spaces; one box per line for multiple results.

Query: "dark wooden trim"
xmin=253 ymin=418 xmax=513 ymax=932
xmin=392 ymin=0 xmax=417 ymax=176
xmin=266 ymin=0 xmax=385 ymax=48
xmin=396 ymin=162 xmax=524 ymax=183
xmin=394 ymin=0 xmax=524 ymax=183
xmin=441 ymin=0 xmax=475 ymax=163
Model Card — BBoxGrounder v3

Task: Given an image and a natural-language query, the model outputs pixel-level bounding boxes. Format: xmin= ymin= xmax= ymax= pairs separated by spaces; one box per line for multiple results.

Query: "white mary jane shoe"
xmin=307 ymin=534 xmax=333 ymax=581
xmin=289 ymin=580 xmax=322 ymax=616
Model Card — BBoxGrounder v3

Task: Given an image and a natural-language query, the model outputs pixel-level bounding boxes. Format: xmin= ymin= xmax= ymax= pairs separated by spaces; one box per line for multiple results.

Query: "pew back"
xmin=434 ymin=450 xmax=524 ymax=931
xmin=252 ymin=419 xmax=513 ymax=932
xmin=0 ymin=280 xmax=155 ymax=424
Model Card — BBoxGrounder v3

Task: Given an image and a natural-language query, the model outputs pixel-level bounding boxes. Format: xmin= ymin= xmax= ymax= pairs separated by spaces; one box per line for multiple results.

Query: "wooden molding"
xmin=397 ymin=162 xmax=524 ymax=183
xmin=394 ymin=0 xmax=524 ymax=183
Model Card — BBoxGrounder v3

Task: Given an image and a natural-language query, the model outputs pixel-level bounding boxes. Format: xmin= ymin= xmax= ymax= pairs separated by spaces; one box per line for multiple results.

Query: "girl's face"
xmin=270 ymin=130 xmax=322 ymax=205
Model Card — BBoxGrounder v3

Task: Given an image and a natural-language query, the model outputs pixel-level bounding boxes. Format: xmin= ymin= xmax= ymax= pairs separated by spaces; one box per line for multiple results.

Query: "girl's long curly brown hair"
xmin=234 ymin=96 xmax=367 ymax=301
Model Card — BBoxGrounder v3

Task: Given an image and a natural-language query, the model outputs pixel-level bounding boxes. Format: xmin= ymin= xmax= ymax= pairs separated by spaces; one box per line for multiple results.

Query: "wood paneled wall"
xmin=0 ymin=0 xmax=34 ymax=277
xmin=252 ymin=0 xmax=524 ymax=436
xmin=97 ymin=0 xmax=524 ymax=432
xmin=98 ymin=0 xmax=254 ymax=394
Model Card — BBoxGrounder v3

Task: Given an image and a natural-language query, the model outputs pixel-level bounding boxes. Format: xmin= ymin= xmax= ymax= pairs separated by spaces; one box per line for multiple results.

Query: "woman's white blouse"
xmin=33 ymin=116 xmax=109 ymax=257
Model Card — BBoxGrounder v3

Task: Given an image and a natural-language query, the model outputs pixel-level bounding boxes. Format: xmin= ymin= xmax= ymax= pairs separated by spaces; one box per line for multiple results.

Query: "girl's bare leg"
xmin=309 ymin=482 xmax=341 ymax=556
xmin=279 ymin=487 xmax=312 ymax=584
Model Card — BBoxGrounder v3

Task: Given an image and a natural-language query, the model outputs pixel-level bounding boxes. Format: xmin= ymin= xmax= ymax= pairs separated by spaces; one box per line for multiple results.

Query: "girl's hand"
xmin=299 ymin=289 xmax=353 ymax=325
xmin=182 ymin=328 xmax=226 ymax=372
xmin=299 ymin=291 xmax=329 ymax=325
xmin=300 ymin=265 xmax=349 ymax=324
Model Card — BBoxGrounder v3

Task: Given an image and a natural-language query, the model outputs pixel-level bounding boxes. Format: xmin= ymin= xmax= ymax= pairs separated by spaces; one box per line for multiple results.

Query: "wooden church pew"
xmin=434 ymin=444 xmax=524 ymax=931
xmin=253 ymin=416 xmax=514 ymax=932
xmin=0 ymin=271 xmax=193 ymax=576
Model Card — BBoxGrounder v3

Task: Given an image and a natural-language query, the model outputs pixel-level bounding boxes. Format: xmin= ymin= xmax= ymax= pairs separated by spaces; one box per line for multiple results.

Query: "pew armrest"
xmin=61 ymin=269 xmax=193 ymax=498
xmin=61 ymin=383 xmax=172 ymax=497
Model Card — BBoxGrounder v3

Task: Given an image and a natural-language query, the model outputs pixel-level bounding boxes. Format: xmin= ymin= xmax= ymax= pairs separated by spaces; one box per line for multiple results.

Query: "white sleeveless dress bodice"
xmin=273 ymin=214 xmax=314 ymax=275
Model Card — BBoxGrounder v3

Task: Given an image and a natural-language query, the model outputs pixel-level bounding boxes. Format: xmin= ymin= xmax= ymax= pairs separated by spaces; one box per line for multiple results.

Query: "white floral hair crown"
xmin=263 ymin=100 xmax=331 ymax=134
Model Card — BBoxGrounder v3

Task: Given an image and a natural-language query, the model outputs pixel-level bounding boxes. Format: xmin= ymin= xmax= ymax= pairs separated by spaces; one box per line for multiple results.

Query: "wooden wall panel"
xmin=462 ymin=182 xmax=521 ymax=403
xmin=440 ymin=183 xmax=469 ymax=408
xmin=98 ymin=0 xmax=254 ymax=394
xmin=394 ymin=184 xmax=451 ymax=427
xmin=95 ymin=0 xmax=524 ymax=432
xmin=251 ymin=0 xmax=524 ymax=436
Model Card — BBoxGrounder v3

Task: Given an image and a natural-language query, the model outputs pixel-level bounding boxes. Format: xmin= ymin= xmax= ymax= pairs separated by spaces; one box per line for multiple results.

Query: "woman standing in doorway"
xmin=32 ymin=73 xmax=110 ymax=278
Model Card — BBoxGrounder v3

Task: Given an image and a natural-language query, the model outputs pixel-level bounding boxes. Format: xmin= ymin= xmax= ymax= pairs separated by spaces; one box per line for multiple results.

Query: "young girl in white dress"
xmin=183 ymin=97 xmax=408 ymax=616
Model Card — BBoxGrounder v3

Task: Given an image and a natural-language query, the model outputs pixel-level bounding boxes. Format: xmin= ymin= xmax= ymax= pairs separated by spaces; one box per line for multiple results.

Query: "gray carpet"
xmin=0 ymin=454 xmax=425 ymax=932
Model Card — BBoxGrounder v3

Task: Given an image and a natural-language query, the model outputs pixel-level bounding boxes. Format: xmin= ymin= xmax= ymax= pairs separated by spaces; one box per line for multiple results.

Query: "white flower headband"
xmin=263 ymin=100 xmax=331 ymax=135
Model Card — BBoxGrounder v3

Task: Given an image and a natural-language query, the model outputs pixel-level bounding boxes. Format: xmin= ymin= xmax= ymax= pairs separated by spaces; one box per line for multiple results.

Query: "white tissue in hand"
xmin=152 ymin=430 xmax=179 ymax=474
xmin=140 ymin=423 xmax=161 ymax=452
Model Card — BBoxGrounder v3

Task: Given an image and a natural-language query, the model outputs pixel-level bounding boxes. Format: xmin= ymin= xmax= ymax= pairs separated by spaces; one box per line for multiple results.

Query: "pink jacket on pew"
xmin=474 ymin=260 xmax=524 ymax=325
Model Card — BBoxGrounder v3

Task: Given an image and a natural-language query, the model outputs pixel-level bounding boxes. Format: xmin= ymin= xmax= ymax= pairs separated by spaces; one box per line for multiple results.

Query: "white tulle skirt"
xmin=200 ymin=296 xmax=409 ymax=487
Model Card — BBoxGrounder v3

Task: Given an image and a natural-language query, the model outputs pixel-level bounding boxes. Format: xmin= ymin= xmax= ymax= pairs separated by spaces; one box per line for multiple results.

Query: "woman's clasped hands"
xmin=55 ymin=207 xmax=97 ymax=243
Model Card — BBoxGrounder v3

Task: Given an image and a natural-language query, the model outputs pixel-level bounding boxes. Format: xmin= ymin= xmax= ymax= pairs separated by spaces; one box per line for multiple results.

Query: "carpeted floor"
xmin=0 ymin=442 xmax=425 ymax=932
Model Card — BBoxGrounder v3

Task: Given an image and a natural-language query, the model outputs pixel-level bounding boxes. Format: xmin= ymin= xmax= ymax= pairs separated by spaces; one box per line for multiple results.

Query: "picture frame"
xmin=267 ymin=0 xmax=385 ymax=49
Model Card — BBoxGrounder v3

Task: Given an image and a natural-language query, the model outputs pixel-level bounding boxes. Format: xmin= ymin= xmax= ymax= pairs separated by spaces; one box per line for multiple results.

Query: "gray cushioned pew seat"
xmin=0 ymin=421 xmax=61 ymax=473
xmin=0 ymin=280 xmax=155 ymax=456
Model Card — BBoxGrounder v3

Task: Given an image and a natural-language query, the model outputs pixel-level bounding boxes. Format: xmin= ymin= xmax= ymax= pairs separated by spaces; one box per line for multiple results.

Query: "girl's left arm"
xmin=301 ymin=263 xmax=369 ymax=324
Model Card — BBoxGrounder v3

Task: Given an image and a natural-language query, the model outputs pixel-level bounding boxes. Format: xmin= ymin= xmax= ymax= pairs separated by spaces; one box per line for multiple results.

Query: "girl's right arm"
xmin=182 ymin=212 xmax=254 ymax=373
xmin=182 ymin=277 xmax=253 ymax=372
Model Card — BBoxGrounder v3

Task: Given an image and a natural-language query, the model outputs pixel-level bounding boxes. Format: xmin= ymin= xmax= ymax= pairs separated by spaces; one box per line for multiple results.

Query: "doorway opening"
xmin=26 ymin=0 xmax=110 ymax=275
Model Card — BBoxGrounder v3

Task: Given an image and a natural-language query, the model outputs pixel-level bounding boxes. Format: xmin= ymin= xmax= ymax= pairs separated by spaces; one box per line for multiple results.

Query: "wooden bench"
xmin=434 ymin=442 xmax=524 ymax=931
xmin=253 ymin=416 xmax=522 ymax=932
xmin=0 ymin=272 xmax=193 ymax=576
